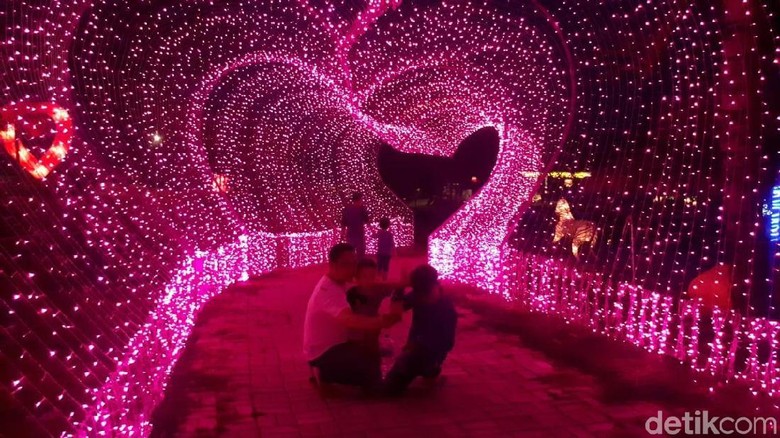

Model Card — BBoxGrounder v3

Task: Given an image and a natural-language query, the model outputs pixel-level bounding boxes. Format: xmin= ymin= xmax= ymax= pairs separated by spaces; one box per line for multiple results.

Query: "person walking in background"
xmin=342 ymin=192 xmax=369 ymax=258
xmin=375 ymin=217 xmax=395 ymax=280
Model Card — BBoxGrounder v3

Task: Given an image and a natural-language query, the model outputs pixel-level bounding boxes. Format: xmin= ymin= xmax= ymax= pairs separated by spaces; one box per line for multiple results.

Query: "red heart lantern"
xmin=212 ymin=173 xmax=230 ymax=193
xmin=1 ymin=102 xmax=73 ymax=180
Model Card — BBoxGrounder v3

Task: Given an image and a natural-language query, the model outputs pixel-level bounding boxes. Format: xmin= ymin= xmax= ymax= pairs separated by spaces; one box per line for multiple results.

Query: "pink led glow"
xmin=0 ymin=0 xmax=777 ymax=436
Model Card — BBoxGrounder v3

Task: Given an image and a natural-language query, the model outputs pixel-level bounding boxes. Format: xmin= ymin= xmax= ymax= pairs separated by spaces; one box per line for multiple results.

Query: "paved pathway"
xmin=151 ymin=257 xmax=663 ymax=437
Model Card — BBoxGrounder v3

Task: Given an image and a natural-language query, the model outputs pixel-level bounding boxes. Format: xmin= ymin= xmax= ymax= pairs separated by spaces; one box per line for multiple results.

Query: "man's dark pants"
xmin=310 ymin=342 xmax=381 ymax=388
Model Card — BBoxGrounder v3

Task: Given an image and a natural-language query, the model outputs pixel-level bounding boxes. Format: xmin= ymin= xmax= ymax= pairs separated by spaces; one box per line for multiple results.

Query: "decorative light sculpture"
xmin=1 ymin=103 xmax=72 ymax=179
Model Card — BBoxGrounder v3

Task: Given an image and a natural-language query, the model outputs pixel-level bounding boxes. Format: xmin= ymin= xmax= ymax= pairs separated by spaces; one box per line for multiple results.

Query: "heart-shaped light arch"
xmin=75 ymin=2 xmax=575 ymax=433
xmin=1 ymin=2 xmax=574 ymax=435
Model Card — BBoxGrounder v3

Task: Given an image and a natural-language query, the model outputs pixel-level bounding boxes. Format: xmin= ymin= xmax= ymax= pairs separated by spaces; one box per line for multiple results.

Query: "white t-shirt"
xmin=303 ymin=275 xmax=351 ymax=361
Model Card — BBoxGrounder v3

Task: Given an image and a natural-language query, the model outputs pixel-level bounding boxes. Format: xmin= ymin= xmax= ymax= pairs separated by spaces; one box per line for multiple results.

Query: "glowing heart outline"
xmin=75 ymin=2 xmax=579 ymax=435
xmin=1 ymin=102 xmax=73 ymax=180
xmin=183 ymin=0 xmax=577 ymax=291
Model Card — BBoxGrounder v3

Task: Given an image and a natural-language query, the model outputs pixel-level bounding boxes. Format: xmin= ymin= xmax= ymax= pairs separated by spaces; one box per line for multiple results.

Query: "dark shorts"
xmin=309 ymin=342 xmax=381 ymax=388
xmin=376 ymin=254 xmax=391 ymax=273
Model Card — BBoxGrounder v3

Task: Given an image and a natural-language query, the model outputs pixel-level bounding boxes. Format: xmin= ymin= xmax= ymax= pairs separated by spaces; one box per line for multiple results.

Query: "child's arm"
xmin=336 ymin=309 xmax=399 ymax=331
xmin=346 ymin=288 xmax=369 ymax=307
xmin=389 ymin=298 xmax=407 ymax=316
xmin=365 ymin=284 xmax=393 ymax=304
xmin=390 ymin=288 xmax=415 ymax=313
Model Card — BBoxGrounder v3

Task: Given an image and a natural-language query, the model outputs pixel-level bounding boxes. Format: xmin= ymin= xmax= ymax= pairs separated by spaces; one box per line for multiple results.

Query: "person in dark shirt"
xmin=341 ymin=192 xmax=369 ymax=258
xmin=384 ymin=264 xmax=457 ymax=395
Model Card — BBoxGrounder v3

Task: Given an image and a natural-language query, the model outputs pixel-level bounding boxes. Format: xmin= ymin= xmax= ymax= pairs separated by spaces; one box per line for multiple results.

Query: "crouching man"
xmin=303 ymin=243 xmax=399 ymax=391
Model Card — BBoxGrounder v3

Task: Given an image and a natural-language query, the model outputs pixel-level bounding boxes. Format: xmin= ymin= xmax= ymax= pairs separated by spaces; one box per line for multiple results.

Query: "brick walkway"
xmin=150 ymin=256 xmax=671 ymax=437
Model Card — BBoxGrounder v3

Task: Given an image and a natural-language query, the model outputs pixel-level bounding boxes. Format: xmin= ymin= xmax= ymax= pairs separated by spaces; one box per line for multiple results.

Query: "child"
xmin=346 ymin=259 xmax=392 ymax=353
xmin=375 ymin=217 xmax=395 ymax=280
xmin=385 ymin=264 xmax=457 ymax=395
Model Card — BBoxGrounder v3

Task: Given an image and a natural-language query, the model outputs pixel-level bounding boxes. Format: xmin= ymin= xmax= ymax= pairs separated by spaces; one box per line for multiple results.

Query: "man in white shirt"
xmin=303 ymin=243 xmax=399 ymax=389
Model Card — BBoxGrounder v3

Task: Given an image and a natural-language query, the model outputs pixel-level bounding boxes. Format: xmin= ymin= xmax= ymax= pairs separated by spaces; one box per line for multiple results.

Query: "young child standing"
xmin=376 ymin=217 xmax=395 ymax=280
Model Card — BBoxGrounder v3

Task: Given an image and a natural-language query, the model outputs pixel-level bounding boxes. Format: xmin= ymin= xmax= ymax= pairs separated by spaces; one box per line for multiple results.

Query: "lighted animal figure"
xmin=553 ymin=198 xmax=597 ymax=258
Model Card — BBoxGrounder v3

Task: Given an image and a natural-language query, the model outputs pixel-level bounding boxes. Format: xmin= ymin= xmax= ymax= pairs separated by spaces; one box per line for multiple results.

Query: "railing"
xmin=478 ymin=245 xmax=780 ymax=399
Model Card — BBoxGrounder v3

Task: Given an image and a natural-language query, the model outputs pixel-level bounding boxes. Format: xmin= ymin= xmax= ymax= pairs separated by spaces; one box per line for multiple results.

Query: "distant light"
xmin=152 ymin=133 xmax=162 ymax=144
xmin=770 ymin=185 xmax=780 ymax=242
xmin=520 ymin=171 xmax=592 ymax=179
